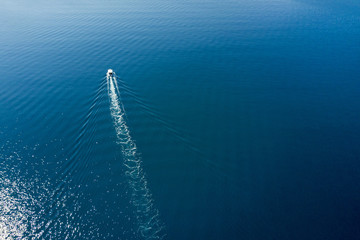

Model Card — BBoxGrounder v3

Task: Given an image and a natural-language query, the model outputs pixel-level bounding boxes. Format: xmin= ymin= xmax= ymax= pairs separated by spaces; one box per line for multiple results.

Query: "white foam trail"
xmin=107 ymin=74 xmax=165 ymax=239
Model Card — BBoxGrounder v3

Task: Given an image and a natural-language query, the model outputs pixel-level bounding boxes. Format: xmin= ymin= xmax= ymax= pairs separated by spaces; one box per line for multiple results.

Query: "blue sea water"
xmin=1 ymin=0 xmax=360 ymax=239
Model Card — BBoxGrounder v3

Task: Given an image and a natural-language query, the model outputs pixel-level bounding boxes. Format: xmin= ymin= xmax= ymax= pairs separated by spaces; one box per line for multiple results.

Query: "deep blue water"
xmin=1 ymin=0 xmax=360 ymax=239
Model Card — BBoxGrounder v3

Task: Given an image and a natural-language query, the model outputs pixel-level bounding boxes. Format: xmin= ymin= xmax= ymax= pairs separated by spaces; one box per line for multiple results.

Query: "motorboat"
xmin=107 ymin=69 xmax=113 ymax=77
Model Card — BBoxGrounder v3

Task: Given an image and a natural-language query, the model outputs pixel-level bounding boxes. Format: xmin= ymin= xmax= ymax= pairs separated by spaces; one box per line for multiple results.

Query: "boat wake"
xmin=106 ymin=70 xmax=165 ymax=239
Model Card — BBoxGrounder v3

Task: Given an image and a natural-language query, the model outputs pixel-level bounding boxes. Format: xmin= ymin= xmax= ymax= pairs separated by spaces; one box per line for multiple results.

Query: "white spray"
xmin=106 ymin=71 xmax=165 ymax=239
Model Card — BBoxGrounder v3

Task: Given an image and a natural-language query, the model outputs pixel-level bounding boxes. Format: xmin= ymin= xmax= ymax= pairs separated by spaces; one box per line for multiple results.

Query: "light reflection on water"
xmin=0 ymin=139 xmax=78 ymax=239
xmin=0 ymin=149 xmax=38 ymax=239
xmin=0 ymin=179 xmax=31 ymax=238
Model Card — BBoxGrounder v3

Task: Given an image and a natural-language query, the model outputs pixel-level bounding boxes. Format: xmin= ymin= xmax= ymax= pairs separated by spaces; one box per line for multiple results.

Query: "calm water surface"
xmin=1 ymin=0 xmax=360 ymax=239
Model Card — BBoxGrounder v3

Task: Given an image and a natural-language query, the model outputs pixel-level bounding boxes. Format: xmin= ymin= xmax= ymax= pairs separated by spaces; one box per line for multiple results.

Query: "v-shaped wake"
xmin=106 ymin=70 xmax=165 ymax=239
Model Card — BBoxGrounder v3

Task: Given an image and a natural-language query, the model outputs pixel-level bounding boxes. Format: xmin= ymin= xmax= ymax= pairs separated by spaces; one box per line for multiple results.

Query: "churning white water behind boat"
xmin=107 ymin=73 xmax=165 ymax=239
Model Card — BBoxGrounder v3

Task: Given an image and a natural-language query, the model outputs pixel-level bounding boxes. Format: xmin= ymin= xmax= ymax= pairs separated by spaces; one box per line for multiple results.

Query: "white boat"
xmin=107 ymin=69 xmax=113 ymax=77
